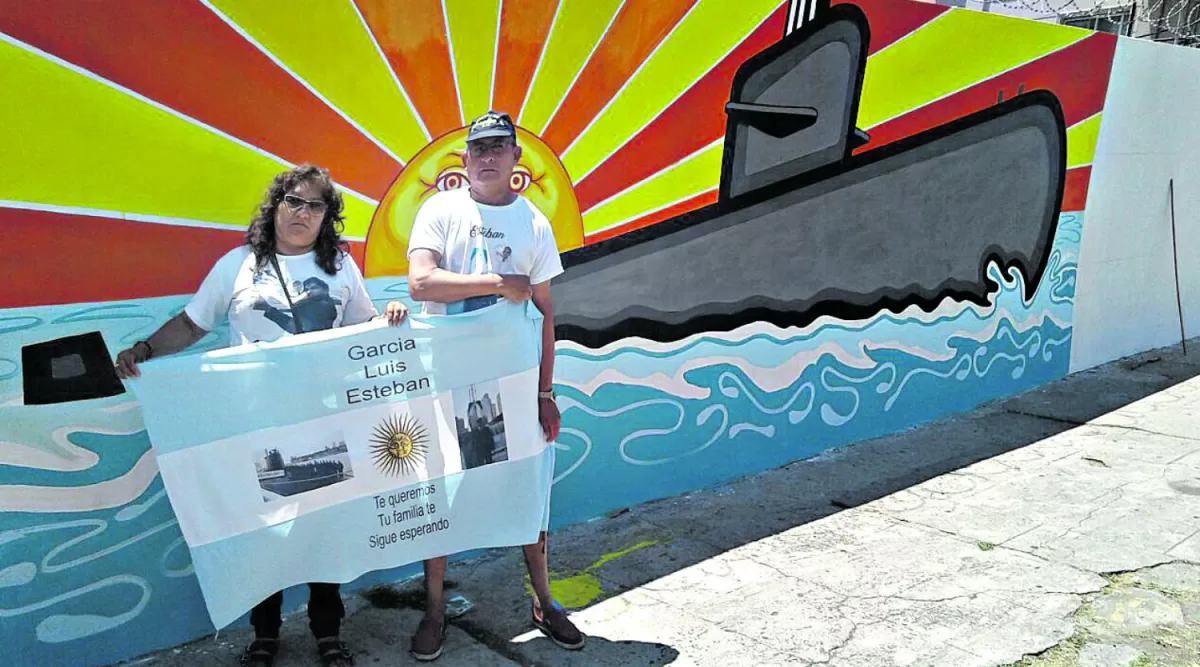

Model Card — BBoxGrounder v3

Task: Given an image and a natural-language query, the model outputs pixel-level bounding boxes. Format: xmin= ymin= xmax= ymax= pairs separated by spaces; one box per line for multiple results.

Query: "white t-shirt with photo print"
xmin=184 ymin=246 xmax=378 ymax=346
xmin=406 ymin=187 xmax=564 ymax=315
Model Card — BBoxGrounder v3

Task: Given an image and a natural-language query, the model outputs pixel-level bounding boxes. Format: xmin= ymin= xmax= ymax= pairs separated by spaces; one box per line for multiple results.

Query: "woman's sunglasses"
xmin=282 ymin=194 xmax=329 ymax=214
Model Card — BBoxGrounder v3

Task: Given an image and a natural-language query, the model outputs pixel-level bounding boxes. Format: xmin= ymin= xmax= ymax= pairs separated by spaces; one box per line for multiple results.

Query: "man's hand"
xmin=497 ymin=274 xmax=532 ymax=303
xmin=538 ymin=395 xmax=561 ymax=442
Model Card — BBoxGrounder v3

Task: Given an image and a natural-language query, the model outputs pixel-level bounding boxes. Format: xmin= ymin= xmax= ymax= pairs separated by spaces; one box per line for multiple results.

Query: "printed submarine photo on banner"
xmin=549 ymin=0 xmax=1068 ymax=349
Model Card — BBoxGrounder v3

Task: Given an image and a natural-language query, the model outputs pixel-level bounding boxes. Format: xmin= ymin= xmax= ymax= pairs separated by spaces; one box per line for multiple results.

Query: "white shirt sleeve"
xmin=340 ymin=253 xmax=379 ymax=326
xmin=406 ymin=195 xmax=448 ymax=259
xmin=529 ymin=209 xmax=565 ymax=285
xmin=183 ymin=250 xmax=240 ymax=332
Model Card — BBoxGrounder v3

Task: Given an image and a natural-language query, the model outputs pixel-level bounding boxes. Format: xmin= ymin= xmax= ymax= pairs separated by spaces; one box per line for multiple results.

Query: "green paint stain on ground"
xmin=539 ymin=540 xmax=662 ymax=609
xmin=549 ymin=572 xmax=607 ymax=609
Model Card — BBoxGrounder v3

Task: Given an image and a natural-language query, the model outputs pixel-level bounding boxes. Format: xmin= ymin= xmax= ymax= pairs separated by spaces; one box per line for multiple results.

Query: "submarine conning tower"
xmin=721 ymin=0 xmax=872 ymax=200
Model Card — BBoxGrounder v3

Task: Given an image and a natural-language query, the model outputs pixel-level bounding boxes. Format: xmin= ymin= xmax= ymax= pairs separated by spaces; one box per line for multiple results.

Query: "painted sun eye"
xmin=509 ymin=169 xmax=532 ymax=193
xmin=436 ymin=169 xmax=468 ymax=191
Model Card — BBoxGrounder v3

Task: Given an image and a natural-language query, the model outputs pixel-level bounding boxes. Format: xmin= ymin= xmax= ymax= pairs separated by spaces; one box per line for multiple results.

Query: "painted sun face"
xmin=363 ymin=127 xmax=584 ymax=278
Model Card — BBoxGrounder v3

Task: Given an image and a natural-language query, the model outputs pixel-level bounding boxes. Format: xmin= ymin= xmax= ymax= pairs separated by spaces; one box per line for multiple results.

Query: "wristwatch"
xmin=538 ymin=389 xmax=556 ymax=400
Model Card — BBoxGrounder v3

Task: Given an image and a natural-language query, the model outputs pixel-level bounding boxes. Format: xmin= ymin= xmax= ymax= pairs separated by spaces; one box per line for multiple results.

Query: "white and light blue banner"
xmin=128 ymin=301 xmax=553 ymax=628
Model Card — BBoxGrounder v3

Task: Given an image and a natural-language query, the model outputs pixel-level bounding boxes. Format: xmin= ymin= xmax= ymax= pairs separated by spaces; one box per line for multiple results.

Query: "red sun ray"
xmin=0 ymin=0 xmax=402 ymax=199
xmin=833 ymin=0 xmax=950 ymax=56
xmin=540 ymin=0 xmax=698 ymax=155
xmin=1063 ymin=166 xmax=1092 ymax=213
xmin=492 ymin=0 xmax=559 ymax=119
xmin=1 ymin=207 xmax=367 ymax=309
xmin=356 ymin=0 xmax=463 ymax=139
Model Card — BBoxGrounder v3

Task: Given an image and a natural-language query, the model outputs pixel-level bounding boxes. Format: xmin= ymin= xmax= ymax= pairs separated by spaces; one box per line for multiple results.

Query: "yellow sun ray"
xmin=0 ymin=36 xmax=375 ymax=236
xmin=1066 ymin=113 xmax=1102 ymax=168
xmin=444 ymin=0 xmax=501 ymax=123
xmin=517 ymin=0 xmax=623 ymax=135
xmin=205 ymin=0 xmax=430 ymax=162
xmin=560 ymin=0 xmax=781 ymax=182
xmin=857 ymin=9 xmax=1090 ymax=130
xmin=581 ymin=141 xmax=722 ymax=235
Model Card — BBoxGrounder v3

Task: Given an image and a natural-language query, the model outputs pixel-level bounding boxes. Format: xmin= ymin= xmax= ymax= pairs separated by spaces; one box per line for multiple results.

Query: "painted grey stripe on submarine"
xmin=551 ymin=98 xmax=1063 ymax=346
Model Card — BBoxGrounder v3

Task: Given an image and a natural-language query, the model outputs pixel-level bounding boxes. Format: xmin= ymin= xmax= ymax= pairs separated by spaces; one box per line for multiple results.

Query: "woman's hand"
xmin=382 ymin=301 xmax=409 ymax=326
xmin=114 ymin=342 xmax=151 ymax=379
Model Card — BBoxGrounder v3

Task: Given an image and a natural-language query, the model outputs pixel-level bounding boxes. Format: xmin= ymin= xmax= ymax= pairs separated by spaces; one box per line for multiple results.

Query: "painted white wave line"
xmin=97 ymin=400 xmax=141 ymax=414
xmin=558 ymin=301 xmax=1070 ymax=375
xmin=944 ymin=307 xmax=1072 ymax=348
xmin=0 ymin=422 xmax=145 ymax=472
xmin=558 ymin=342 xmax=878 ymax=400
xmin=0 ymin=450 xmax=158 ymax=512
xmin=0 ymin=441 xmax=98 ymax=472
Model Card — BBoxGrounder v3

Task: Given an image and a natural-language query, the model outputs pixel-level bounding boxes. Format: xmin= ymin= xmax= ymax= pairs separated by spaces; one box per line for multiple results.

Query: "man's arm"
xmin=407 ymin=249 xmax=531 ymax=303
xmin=531 ymin=281 xmax=560 ymax=441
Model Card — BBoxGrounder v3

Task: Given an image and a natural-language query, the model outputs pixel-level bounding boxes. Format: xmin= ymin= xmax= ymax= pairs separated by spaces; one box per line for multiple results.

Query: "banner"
xmin=129 ymin=301 xmax=553 ymax=628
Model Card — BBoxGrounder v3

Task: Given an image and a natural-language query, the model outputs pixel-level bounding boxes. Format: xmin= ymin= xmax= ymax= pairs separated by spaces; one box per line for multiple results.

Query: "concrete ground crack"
xmin=1004 ymin=407 xmax=1200 ymax=444
xmin=1035 ymin=485 xmax=1128 ymax=546
xmin=1002 ymin=408 xmax=1087 ymax=427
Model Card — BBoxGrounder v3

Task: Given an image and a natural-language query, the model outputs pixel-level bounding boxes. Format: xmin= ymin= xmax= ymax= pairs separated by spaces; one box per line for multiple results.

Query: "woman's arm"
xmin=114 ymin=312 xmax=208 ymax=378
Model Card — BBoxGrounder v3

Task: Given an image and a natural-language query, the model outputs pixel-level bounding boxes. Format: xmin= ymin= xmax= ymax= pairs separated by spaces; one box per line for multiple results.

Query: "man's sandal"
xmin=316 ymin=637 xmax=355 ymax=667
xmin=238 ymin=637 xmax=279 ymax=667
xmin=532 ymin=602 xmax=585 ymax=650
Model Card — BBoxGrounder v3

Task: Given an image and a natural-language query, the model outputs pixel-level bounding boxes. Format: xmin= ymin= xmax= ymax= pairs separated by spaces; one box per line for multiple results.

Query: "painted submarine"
xmin=550 ymin=1 xmax=1066 ymax=349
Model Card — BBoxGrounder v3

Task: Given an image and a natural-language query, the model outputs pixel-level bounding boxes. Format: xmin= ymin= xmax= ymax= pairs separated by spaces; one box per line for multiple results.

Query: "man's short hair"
xmin=467 ymin=110 xmax=516 ymax=142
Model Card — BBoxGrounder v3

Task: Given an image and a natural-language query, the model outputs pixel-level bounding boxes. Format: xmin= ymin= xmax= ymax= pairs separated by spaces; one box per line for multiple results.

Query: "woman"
xmin=115 ymin=164 xmax=408 ymax=667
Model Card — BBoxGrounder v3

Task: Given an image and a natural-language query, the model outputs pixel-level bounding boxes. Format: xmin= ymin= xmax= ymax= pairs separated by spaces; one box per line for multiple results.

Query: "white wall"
xmin=1070 ymin=36 xmax=1200 ymax=371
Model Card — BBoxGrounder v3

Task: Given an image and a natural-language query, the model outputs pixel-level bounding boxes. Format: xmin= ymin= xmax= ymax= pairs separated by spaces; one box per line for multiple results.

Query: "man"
xmin=405 ymin=110 xmax=585 ymax=661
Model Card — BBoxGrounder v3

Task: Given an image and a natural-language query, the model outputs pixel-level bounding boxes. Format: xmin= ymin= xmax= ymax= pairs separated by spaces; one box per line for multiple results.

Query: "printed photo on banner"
xmin=453 ymin=380 xmax=508 ymax=470
xmin=253 ymin=432 xmax=354 ymax=503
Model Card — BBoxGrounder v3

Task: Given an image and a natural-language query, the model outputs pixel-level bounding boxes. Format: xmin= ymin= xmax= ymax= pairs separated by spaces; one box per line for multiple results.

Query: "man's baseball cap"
xmin=467 ymin=110 xmax=516 ymax=142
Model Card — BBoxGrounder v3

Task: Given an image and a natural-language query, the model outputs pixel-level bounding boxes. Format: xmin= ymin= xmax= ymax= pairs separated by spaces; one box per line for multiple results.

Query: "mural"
xmin=0 ymin=0 xmax=1116 ymax=665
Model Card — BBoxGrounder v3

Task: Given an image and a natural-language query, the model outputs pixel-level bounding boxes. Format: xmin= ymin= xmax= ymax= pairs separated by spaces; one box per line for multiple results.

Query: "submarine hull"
xmin=551 ymin=92 xmax=1066 ymax=348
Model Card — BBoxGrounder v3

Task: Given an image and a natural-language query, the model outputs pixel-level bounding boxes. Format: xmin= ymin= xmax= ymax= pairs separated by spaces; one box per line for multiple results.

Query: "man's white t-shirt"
xmin=184 ymin=246 xmax=378 ymax=346
xmin=406 ymin=187 xmax=564 ymax=315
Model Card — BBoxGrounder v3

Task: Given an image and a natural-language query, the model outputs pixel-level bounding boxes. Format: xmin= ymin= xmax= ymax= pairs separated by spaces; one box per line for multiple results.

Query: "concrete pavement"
xmin=126 ymin=341 xmax=1200 ymax=667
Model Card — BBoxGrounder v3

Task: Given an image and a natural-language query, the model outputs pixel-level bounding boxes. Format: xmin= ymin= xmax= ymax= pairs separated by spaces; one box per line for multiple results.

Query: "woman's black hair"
xmin=245 ymin=164 xmax=347 ymax=275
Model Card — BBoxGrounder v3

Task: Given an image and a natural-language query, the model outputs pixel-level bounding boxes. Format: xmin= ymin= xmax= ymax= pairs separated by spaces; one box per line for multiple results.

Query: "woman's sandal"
xmin=238 ymin=637 xmax=279 ymax=667
xmin=316 ymin=637 xmax=355 ymax=667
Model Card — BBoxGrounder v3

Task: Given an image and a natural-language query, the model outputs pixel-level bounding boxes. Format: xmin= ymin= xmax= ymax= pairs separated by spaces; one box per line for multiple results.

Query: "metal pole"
xmin=1169 ymin=178 xmax=1187 ymax=355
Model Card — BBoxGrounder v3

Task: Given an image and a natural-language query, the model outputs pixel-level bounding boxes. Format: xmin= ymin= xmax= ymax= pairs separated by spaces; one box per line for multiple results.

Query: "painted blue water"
xmin=0 ymin=212 xmax=1081 ymax=666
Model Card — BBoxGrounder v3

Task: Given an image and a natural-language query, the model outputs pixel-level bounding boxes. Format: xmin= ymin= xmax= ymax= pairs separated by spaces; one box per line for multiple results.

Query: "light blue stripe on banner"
xmin=129 ymin=301 xmax=542 ymax=454
xmin=189 ymin=448 xmax=554 ymax=629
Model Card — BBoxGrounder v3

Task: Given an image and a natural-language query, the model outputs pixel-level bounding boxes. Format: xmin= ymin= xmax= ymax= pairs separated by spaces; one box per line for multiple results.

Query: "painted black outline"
xmin=556 ymin=90 xmax=1067 ymax=348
